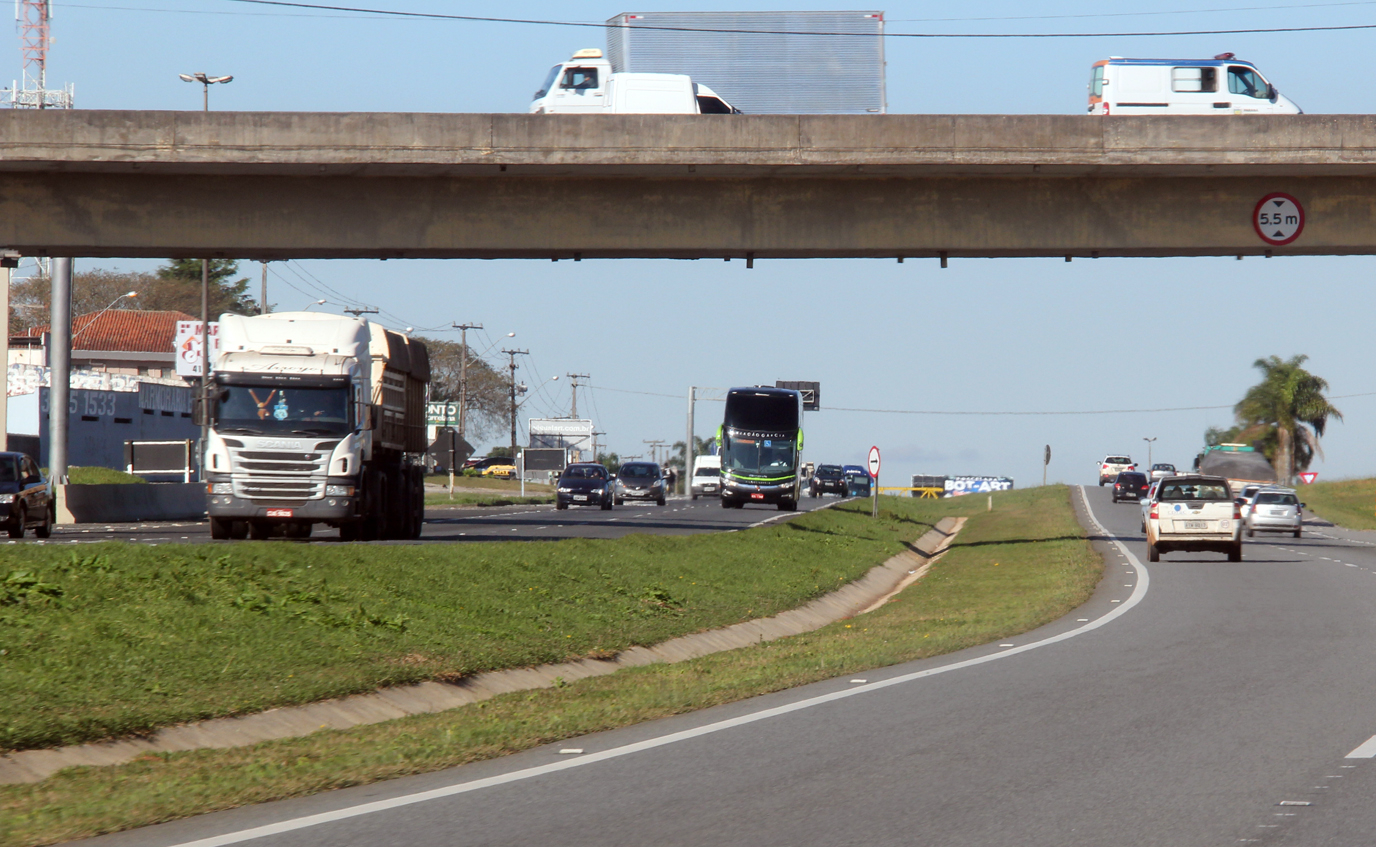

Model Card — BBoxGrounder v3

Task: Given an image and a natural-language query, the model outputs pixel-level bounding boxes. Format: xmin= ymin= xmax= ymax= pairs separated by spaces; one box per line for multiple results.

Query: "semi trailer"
xmin=202 ymin=312 xmax=429 ymax=541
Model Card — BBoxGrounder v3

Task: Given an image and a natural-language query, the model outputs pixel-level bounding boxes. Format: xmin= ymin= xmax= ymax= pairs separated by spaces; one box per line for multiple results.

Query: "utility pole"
xmin=453 ymin=323 xmax=483 ymax=444
xmin=644 ymin=439 xmax=665 ymax=466
xmin=503 ymin=348 xmax=529 ymax=460
xmin=592 ymin=430 xmax=605 ymax=463
xmin=260 ymin=261 xmax=268 ymax=315
xmin=566 ymin=373 xmax=590 ymax=418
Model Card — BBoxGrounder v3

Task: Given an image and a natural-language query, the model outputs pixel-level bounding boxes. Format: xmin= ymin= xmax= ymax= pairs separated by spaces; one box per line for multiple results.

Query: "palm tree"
xmin=1233 ymin=355 xmax=1342 ymax=485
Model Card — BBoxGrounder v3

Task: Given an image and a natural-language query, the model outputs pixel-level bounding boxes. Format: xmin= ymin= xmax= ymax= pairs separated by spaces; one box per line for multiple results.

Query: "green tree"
xmin=597 ymin=452 xmax=622 ymax=474
xmin=8 ymin=263 xmax=258 ymax=333
xmin=666 ymin=435 xmax=717 ymax=471
xmin=416 ymin=336 xmax=510 ymax=445
xmin=155 ymin=259 xmax=257 ymax=316
xmin=1233 ymin=355 xmax=1343 ymax=485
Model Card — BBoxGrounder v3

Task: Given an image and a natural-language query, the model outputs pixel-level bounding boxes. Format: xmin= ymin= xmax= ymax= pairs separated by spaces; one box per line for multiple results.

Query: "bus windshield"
xmin=723 ymin=435 xmax=795 ymax=477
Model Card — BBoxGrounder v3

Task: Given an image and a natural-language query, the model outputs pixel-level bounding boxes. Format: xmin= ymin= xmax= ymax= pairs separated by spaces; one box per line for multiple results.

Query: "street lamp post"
xmin=180 ymin=72 xmax=232 ymax=481
xmin=1143 ymin=437 xmax=1157 ymax=471
xmin=71 ymin=291 xmax=137 ymax=342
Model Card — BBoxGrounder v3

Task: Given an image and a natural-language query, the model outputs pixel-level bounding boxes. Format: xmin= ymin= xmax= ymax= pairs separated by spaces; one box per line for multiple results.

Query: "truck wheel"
xmin=778 ymin=499 xmax=796 ymax=512
xmin=7 ymin=506 xmax=24 ymax=539
xmin=1228 ymin=543 xmax=1243 ymax=563
xmin=210 ymin=516 xmax=232 ymax=540
xmin=339 ymin=521 xmax=362 ymax=541
xmin=1147 ymin=540 xmax=1159 ymax=562
xmin=231 ymin=521 xmax=248 ymax=539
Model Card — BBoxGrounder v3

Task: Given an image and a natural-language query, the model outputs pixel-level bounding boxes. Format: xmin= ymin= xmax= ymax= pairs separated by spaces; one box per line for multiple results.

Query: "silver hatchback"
xmin=1244 ymin=489 xmax=1304 ymax=538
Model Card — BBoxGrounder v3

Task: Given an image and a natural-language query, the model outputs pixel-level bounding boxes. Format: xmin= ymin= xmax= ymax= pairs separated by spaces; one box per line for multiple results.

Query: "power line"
xmin=225 ymin=0 xmax=1376 ymax=39
xmin=887 ymin=0 xmax=1376 ymax=24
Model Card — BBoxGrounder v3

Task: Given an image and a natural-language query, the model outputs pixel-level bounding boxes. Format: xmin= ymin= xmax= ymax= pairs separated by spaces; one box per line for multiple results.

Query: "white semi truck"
xmin=202 ymin=312 xmax=429 ymax=541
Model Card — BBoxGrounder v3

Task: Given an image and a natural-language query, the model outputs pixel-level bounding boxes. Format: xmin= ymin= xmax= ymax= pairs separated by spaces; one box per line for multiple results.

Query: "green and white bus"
xmin=718 ymin=386 xmax=802 ymax=511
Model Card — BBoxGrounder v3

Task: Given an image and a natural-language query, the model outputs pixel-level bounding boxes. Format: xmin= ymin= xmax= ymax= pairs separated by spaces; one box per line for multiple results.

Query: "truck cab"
xmin=1089 ymin=55 xmax=1302 ymax=115
xmin=531 ymin=48 xmax=739 ymax=114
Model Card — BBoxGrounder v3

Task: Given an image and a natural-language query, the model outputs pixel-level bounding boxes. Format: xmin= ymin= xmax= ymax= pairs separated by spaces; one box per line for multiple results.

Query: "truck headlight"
xmin=207 ymin=483 xmax=232 ymax=495
xmin=325 ymin=485 xmax=355 ymax=497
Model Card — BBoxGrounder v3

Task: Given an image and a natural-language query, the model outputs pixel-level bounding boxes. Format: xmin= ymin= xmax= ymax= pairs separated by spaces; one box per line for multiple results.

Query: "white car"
xmin=1145 ymin=474 xmax=1243 ymax=562
xmin=1139 ymin=479 xmax=1162 ymax=532
xmin=1098 ymin=455 xmax=1136 ymax=486
xmin=1244 ymin=488 xmax=1304 ymax=538
xmin=1148 ymin=463 xmax=1177 ymax=481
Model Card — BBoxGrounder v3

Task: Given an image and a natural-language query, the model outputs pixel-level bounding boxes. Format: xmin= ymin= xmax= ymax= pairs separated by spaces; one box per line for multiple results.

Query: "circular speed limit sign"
xmin=1253 ymin=193 xmax=1305 ymax=246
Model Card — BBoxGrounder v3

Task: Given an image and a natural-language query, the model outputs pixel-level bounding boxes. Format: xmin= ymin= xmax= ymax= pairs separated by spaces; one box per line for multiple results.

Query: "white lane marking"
xmin=161 ymin=485 xmax=1148 ymax=847
xmin=1345 ymin=735 xmax=1376 ymax=758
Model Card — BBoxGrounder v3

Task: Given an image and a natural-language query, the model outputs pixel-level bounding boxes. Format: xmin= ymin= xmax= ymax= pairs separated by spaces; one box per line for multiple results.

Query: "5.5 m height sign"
xmin=1254 ymin=193 xmax=1305 ymax=246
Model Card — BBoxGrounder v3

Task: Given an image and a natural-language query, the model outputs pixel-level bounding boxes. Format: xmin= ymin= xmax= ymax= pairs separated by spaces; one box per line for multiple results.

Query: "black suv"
xmin=809 ymin=464 xmax=846 ymax=497
xmin=1112 ymin=471 xmax=1151 ymax=503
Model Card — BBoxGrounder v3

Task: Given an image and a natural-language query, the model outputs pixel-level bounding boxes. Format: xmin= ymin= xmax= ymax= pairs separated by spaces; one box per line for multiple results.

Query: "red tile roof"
xmin=26 ymin=310 xmax=195 ymax=353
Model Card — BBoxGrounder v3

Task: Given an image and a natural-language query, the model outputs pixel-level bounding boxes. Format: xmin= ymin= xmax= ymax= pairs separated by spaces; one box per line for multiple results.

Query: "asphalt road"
xmin=5 ymin=494 xmax=835 ymax=546
xmin=83 ymin=485 xmax=1376 ymax=846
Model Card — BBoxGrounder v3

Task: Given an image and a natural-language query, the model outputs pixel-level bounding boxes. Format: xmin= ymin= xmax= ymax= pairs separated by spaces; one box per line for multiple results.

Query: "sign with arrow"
xmin=1253 ymin=192 xmax=1305 ymax=246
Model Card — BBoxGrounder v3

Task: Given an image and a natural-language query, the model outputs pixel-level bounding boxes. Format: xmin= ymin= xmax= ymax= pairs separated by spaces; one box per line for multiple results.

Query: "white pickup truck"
xmin=1144 ymin=474 xmax=1242 ymax=562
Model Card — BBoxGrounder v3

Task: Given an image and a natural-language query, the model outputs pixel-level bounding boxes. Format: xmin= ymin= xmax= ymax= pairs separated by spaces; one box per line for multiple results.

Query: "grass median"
xmin=0 ymin=486 xmax=1102 ymax=847
xmin=1296 ymin=478 xmax=1376 ymax=530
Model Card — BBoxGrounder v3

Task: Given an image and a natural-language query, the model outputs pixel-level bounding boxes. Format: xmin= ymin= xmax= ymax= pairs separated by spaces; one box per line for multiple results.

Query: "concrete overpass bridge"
xmin=2 ymin=111 xmax=1375 ymax=261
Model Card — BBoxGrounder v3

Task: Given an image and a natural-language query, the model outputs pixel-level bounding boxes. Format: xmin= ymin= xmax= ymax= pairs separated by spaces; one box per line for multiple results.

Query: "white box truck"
xmin=530 ymin=48 xmax=738 ymax=114
xmin=202 ymin=312 xmax=429 ymax=541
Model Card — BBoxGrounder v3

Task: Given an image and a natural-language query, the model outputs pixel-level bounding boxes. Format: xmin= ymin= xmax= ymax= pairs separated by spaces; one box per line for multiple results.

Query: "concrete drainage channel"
xmin=0 ymin=516 xmax=965 ymax=784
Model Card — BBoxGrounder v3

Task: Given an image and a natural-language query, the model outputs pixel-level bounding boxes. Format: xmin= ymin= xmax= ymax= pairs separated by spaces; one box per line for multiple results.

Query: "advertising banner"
xmin=944 ymin=476 xmax=1015 ymax=497
xmin=173 ymin=321 xmax=221 ymax=377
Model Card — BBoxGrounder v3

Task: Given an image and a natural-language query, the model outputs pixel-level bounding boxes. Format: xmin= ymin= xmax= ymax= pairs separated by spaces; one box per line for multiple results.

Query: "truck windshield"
xmin=535 ymin=64 xmax=560 ymax=99
xmin=216 ymin=385 xmax=351 ymax=436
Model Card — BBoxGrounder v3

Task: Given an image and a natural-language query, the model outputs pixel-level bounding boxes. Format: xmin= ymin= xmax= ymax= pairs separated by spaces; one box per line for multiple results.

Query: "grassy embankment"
xmin=1297 ymin=478 xmax=1376 ymax=530
xmin=423 ymin=474 xmax=554 ymax=507
xmin=42 ymin=467 xmax=147 ymax=485
xmin=0 ymin=486 xmax=1102 ymax=846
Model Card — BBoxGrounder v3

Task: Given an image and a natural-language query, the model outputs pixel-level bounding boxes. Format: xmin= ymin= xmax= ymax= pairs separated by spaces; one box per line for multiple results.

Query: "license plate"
xmin=574 ymin=495 xmax=587 ymax=501
xmin=266 ymin=508 xmax=293 ymax=518
xmin=750 ymin=493 xmax=765 ymax=500
xmin=1183 ymin=520 xmax=1208 ymax=530
xmin=1271 ymin=510 xmax=1287 ymax=515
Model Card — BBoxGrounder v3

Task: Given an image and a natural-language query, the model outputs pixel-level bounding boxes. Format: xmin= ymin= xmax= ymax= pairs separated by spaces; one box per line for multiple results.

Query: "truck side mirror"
xmin=361 ymin=405 xmax=375 ymax=431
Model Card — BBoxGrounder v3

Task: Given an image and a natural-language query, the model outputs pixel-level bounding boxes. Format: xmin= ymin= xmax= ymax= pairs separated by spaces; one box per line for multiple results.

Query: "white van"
xmin=530 ymin=49 xmax=740 ymax=115
xmin=1088 ymin=54 xmax=1301 ymax=115
xmin=690 ymin=454 xmax=722 ymax=500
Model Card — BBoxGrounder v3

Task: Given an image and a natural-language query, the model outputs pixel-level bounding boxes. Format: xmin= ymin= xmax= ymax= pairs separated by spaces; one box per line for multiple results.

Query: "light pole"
xmin=180 ymin=71 xmax=231 ymax=481
xmin=1143 ymin=437 xmax=1157 ymax=471
xmin=178 ymin=72 xmax=233 ymax=111
xmin=72 ymin=291 xmax=136 ymax=342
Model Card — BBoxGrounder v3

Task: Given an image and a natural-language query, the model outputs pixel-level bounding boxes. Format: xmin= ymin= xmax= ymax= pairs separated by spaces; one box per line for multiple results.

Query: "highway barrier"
xmin=56 ymin=482 xmax=207 ymax=524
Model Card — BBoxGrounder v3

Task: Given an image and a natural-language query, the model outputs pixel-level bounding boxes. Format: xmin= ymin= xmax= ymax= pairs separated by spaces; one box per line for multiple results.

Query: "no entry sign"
xmin=1254 ymin=193 xmax=1305 ymax=246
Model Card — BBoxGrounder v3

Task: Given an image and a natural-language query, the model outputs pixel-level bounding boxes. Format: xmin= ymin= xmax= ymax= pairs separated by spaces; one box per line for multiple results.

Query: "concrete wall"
xmin=38 ymin=384 xmax=196 ymax=471
xmin=1 ymin=112 xmax=1375 ymax=259
xmin=57 ymin=482 xmax=205 ymax=524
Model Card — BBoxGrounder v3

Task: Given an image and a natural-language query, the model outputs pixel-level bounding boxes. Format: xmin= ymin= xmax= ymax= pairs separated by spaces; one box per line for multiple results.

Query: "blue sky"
xmin=24 ymin=1 xmax=1376 ymax=485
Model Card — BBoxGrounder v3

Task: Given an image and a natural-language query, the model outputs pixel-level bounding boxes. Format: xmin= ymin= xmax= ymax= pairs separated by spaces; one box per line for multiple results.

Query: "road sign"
xmin=1253 ymin=193 xmax=1305 ymax=246
xmin=867 ymin=445 xmax=881 ymax=478
xmin=1299 ymin=472 xmax=1318 ymax=484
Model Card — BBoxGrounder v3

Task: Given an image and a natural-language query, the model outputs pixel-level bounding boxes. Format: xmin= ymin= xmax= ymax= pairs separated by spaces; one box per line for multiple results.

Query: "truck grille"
xmin=228 ymin=442 xmax=331 ymax=500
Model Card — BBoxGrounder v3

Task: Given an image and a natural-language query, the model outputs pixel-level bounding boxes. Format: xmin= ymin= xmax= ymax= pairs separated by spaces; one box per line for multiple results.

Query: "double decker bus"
xmin=718 ymin=386 xmax=802 ymax=511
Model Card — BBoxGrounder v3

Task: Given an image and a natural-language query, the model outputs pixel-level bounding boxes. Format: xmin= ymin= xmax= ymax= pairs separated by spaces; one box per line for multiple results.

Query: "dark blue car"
xmin=0 ymin=452 xmax=54 ymax=538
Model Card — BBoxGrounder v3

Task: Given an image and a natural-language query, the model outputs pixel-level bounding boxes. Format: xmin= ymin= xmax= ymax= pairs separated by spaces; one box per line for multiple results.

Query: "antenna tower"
xmin=4 ymin=1 xmax=73 ymax=108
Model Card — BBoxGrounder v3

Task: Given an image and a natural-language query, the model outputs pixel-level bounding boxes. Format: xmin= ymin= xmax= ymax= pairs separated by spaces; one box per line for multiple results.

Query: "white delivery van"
xmin=531 ymin=49 xmax=740 ymax=114
xmin=690 ymin=454 xmax=722 ymax=500
xmin=1088 ymin=54 xmax=1301 ymax=115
